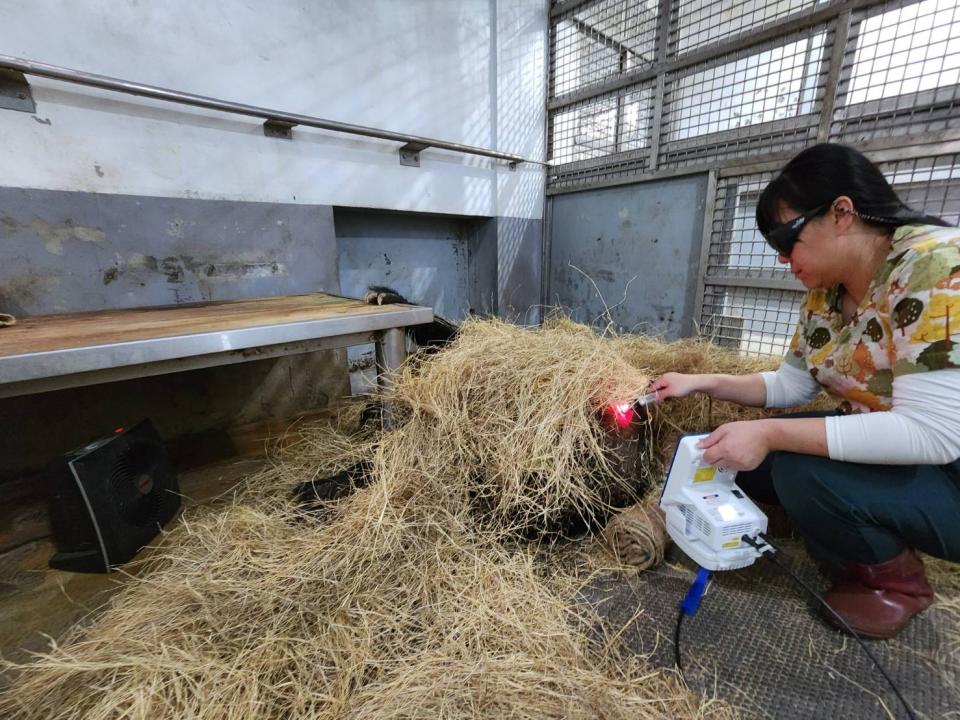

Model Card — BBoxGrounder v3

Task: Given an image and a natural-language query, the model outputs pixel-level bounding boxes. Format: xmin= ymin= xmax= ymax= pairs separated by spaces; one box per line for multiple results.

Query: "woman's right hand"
xmin=649 ymin=372 xmax=708 ymax=400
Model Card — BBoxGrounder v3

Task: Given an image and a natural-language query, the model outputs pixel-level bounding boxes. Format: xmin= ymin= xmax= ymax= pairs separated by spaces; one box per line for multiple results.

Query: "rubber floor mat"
xmin=579 ymin=541 xmax=959 ymax=719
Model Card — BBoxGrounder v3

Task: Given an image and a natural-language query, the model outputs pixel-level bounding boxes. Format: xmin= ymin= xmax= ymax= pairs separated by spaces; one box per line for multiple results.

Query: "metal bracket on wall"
xmin=263 ymin=119 xmax=295 ymax=139
xmin=0 ymin=69 xmax=35 ymax=113
xmin=399 ymin=141 xmax=429 ymax=167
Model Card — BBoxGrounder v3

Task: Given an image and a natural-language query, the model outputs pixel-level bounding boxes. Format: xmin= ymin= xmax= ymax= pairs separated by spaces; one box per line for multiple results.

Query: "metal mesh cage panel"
xmin=548 ymin=83 xmax=655 ymax=188
xmin=549 ymin=1 xmax=960 ymax=183
xmin=550 ymin=86 xmax=655 ymax=163
xmin=880 ymin=152 xmax=960 ymax=224
xmin=669 ymin=0 xmax=825 ymax=56
xmin=659 ymin=27 xmax=830 ymax=168
xmin=699 ymin=170 xmax=804 ymax=357
xmin=700 ymin=284 xmax=803 ymax=356
xmin=830 ymin=0 xmax=960 ymax=142
xmin=707 ymin=172 xmax=785 ymax=278
xmin=548 ymin=1 xmax=960 ymax=357
xmin=551 ymin=0 xmax=660 ymax=99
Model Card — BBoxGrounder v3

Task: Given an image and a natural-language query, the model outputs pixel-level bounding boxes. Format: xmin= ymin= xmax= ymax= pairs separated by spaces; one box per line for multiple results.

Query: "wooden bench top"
xmin=0 ymin=293 xmax=423 ymax=357
xmin=0 ymin=293 xmax=432 ymax=391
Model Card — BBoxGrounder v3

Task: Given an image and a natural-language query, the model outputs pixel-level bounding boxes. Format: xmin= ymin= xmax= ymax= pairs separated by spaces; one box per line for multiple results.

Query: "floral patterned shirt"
xmin=785 ymin=224 xmax=960 ymax=414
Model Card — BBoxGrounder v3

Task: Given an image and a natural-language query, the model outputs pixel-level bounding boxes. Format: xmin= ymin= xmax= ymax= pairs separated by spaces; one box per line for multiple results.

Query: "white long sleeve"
xmin=761 ymin=362 xmax=822 ymax=408
xmin=825 ymin=369 xmax=960 ymax=465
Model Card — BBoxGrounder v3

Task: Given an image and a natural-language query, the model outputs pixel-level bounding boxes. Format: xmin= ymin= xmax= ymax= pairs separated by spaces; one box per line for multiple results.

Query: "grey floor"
xmin=582 ymin=542 xmax=959 ymax=720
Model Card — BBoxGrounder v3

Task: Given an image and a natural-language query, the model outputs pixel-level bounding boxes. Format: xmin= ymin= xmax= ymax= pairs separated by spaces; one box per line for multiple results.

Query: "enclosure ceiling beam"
xmin=548 ymin=0 xmax=891 ymax=111
xmin=705 ymin=274 xmax=804 ymax=292
xmin=551 ymin=0 xmax=596 ymax=19
xmin=546 ymin=133 xmax=960 ymax=196
xmin=0 ymin=55 xmax=534 ymax=168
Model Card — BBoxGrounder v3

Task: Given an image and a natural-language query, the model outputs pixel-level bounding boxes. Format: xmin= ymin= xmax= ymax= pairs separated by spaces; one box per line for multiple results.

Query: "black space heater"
xmin=47 ymin=419 xmax=181 ymax=573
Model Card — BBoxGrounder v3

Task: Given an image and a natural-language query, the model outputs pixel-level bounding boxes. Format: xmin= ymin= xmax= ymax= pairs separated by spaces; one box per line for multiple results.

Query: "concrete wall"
xmin=0 ymin=0 xmax=546 ymax=317
xmin=337 ymin=210 xmax=480 ymax=323
xmin=0 ymin=0 xmax=547 ymax=481
xmin=547 ymin=174 xmax=709 ymax=339
xmin=0 ymin=0 xmax=545 ymax=220
xmin=0 ymin=188 xmax=340 ymax=315
xmin=496 ymin=216 xmax=544 ymax=323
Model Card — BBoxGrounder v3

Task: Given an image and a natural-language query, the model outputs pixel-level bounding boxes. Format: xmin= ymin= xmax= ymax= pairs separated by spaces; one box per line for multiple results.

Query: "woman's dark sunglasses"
xmin=762 ymin=203 xmax=829 ymax=257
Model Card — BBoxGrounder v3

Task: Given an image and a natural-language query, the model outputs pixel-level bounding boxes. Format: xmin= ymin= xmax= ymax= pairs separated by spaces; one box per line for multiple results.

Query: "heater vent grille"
xmin=722 ymin=522 xmax=753 ymax=537
xmin=48 ymin=419 xmax=180 ymax=573
xmin=682 ymin=504 xmax=712 ymax=537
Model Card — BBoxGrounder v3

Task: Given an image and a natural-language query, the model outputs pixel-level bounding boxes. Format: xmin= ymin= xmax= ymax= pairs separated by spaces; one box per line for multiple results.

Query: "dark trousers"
xmin=736 ymin=412 xmax=960 ymax=565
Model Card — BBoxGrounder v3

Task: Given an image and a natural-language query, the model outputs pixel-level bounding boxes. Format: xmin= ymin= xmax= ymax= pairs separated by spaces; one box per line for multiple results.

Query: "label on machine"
xmin=693 ymin=466 xmax=717 ymax=483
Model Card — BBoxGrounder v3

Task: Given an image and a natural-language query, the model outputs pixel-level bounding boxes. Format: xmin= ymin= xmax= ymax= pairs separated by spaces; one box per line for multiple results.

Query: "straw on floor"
xmin=1 ymin=317 xmax=840 ymax=720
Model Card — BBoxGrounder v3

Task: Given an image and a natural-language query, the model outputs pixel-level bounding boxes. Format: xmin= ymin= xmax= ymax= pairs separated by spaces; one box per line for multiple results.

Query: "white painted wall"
xmin=0 ymin=0 xmax=545 ymax=219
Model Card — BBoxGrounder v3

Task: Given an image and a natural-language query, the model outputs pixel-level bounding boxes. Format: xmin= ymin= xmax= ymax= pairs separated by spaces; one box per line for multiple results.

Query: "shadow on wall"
xmin=494 ymin=3 xmax=547 ymax=324
xmin=497 ymin=216 xmax=543 ymax=325
xmin=0 ymin=350 xmax=350 ymax=484
xmin=333 ymin=206 xmax=498 ymax=393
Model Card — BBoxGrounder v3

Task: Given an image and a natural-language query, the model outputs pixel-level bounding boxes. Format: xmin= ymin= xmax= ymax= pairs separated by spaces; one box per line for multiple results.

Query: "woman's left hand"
xmin=697 ymin=420 xmax=771 ymax=471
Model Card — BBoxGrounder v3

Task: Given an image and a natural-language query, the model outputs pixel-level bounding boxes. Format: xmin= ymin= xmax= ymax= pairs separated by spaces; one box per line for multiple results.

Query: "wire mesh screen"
xmin=880 ymin=152 xmax=960 ymax=224
xmin=548 ymin=0 xmax=960 ymax=183
xmin=669 ymin=0 xmax=826 ymax=56
xmin=550 ymin=86 xmax=655 ymax=163
xmin=700 ymin=284 xmax=803 ymax=356
xmin=699 ymin=171 xmax=805 ymax=357
xmin=551 ymin=0 xmax=660 ymax=99
xmin=548 ymin=83 xmax=656 ymax=188
xmin=830 ymin=0 xmax=960 ymax=143
xmin=706 ymin=173 xmax=784 ymax=278
xmin=659 ymin=27 xmax=830 ymax=168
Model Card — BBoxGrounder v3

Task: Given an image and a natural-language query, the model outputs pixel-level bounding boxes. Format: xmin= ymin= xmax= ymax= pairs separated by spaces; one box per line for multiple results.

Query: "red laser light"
xmin=609 ymin=401 xmax=635 ymax=430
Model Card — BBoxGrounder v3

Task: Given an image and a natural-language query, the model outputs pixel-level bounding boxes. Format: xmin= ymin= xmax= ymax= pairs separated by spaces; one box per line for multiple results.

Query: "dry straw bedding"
xmin=3 ymin=317 xmax=950 ymax=719
xmin=1 ymin=318 xmax=741 ymax=719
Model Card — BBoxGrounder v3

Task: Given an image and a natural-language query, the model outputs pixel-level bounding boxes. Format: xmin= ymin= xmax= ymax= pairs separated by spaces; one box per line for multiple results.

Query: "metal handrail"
xmin=0 ymin=54 xmax=531 ymax=167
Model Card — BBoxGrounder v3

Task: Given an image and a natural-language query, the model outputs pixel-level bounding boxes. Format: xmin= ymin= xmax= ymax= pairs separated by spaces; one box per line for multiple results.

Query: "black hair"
xmin=756 ymin=143 xmax=953 ymax=236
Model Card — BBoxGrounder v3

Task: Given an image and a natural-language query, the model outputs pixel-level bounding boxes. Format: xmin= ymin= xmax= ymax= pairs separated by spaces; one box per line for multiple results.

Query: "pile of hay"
xmin=0 ymin=319 xmax=758 ymax=719
xmin=1 ymin=499 xmax=720 ymax=719
xmin=378 ymin=318 xmax=655 ymax=534
xmin=616 ymin=334 xmax=772 ymax=459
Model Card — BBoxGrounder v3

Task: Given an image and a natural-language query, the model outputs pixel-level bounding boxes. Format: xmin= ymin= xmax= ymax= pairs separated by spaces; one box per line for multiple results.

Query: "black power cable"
xmin=674 ymin=607 xmax=686 ymax=679
xmin=672 ymin=537 xmax=918 ymax=720
xmin=744 ymin=533 xmax=918 ymax=720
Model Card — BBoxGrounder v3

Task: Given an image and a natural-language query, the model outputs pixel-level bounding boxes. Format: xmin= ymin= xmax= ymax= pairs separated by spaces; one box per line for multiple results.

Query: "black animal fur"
xmin=364 ymin=285 xmax=459 ymax=348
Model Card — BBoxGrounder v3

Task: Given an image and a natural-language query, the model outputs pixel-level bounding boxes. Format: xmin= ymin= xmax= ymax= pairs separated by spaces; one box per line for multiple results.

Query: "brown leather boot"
xmin=821 ymin=549 xmax=934 ymax=639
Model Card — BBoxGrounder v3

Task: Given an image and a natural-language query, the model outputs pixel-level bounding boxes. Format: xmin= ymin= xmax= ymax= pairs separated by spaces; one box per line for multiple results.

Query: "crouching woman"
xmin=652 ymin=143 xmax=960 ymax=639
